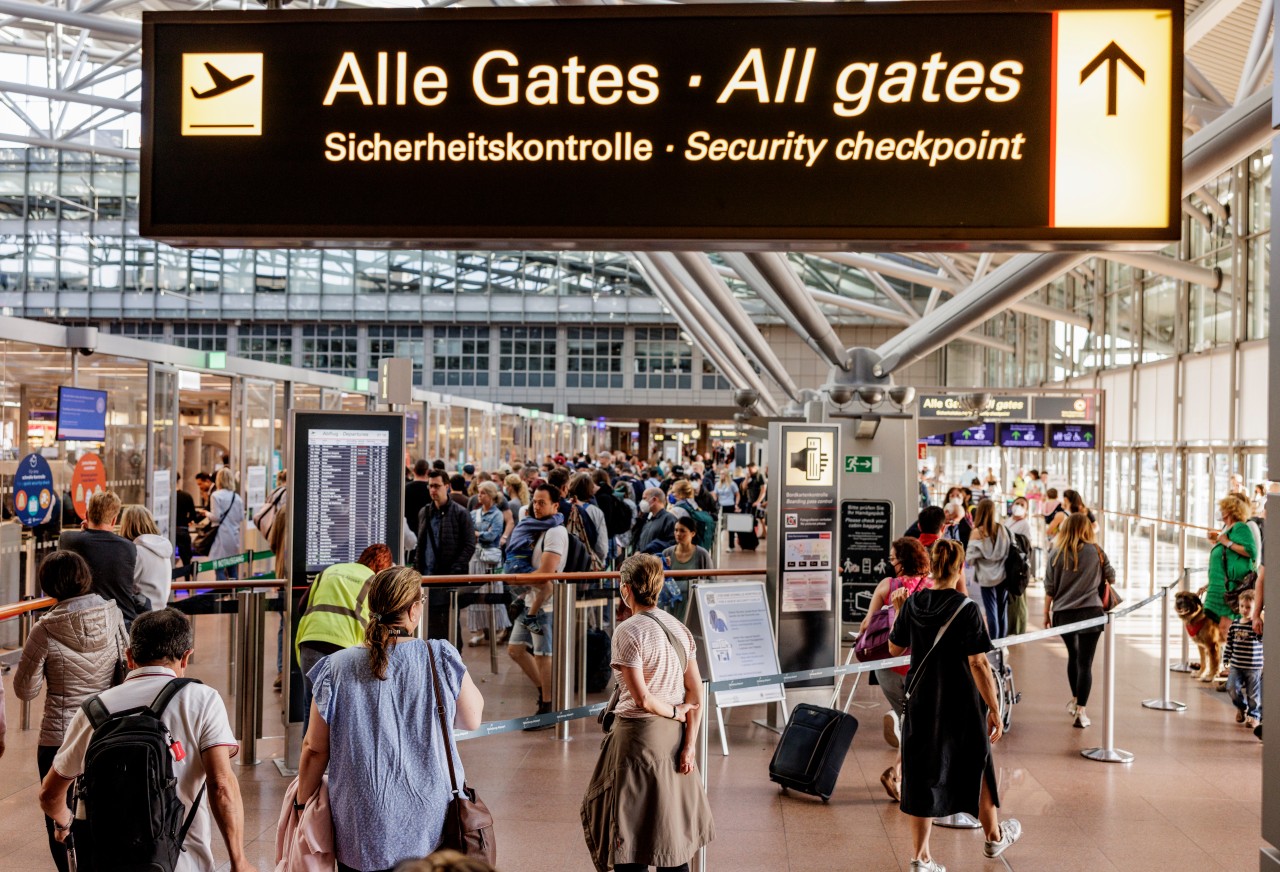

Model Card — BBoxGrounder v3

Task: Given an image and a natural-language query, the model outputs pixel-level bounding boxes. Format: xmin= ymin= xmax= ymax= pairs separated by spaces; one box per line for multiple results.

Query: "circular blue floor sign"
xmin=15 ymin=452 xmax=56 ymax=526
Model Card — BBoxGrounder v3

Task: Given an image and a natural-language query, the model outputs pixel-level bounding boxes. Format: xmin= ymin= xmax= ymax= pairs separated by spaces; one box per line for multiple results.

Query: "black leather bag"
xmin=428 ymin=644 xmax=496 ymax=865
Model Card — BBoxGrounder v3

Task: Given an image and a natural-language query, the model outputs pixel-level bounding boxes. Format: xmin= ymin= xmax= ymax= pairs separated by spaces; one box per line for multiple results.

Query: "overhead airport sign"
xmin=918 ymin=394 xmax=1030 ymax=420
xmin=141 ymin=2 xmax=1181 ymax=249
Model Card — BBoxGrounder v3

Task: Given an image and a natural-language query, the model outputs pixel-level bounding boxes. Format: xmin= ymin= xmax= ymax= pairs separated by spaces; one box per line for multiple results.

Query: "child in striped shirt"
xmin=1224 ymin=589 xmax=1264 ymax=730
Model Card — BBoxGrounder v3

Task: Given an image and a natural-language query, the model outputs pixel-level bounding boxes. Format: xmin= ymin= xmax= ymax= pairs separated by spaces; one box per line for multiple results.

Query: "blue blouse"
xmin=310 ymin=639 xmax=467 ymax=871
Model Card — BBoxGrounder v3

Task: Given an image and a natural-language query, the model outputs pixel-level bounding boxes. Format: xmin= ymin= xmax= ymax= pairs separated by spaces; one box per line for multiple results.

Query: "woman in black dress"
xmin=888 ymin=538 xmax=1022 ymax=872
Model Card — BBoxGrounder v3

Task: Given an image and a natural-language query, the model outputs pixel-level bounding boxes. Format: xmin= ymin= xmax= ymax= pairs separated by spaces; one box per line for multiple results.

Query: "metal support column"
xmin=551 ymin=582 xmax=577 ymax=742
xmin=234 ymin=591 xmax=265 ymax=766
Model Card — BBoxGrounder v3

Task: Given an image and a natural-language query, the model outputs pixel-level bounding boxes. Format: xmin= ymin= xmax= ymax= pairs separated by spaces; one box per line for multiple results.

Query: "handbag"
xmin=194 ymin=493 xmax=238 ymax=556
xmin=855 ymin=577 xmax=927 ymax=663
xmin=110 ymin=636 xmax=128 ymax=687
xmin=1097 ymin=547 xmax=1123 ymax=611
xmin=1219 ymin=537 xmax=1258 ymax=613
xmin=427 ymin=643 xmax=496 ymax=864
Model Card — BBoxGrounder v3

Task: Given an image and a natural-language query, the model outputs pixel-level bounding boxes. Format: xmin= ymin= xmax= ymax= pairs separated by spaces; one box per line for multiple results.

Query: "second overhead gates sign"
xmin=141 ymin=1 xmax=1180 ymax=248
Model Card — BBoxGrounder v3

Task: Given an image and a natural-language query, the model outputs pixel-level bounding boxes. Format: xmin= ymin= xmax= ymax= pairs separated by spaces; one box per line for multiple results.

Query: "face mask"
xmin=1012 ymin=505 xmax=1026 ymax=518
xmin=639 ymin=500 xmax=650 ymax=514
xmin=951 ymin=496 xmax=964 ymax=506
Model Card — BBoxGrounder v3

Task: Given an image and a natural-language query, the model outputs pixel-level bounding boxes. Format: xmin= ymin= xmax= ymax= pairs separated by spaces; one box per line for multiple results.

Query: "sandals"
xmin=880 ymin=767 xmax=901 ymax=802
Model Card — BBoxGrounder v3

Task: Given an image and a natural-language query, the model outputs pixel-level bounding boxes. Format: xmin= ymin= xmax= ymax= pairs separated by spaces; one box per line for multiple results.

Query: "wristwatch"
xmin=54 ymin=820 xmax=71 ymax=832
xmin=293 ymin=800 xmax=306 ymax=812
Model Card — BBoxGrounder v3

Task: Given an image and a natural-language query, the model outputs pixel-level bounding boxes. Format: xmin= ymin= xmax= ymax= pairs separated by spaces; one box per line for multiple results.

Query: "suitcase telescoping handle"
xmin=829 ymin=646 xmax=862 ymax=714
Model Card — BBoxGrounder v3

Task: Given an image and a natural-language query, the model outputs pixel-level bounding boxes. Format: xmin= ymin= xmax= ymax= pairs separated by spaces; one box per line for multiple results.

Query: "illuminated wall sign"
xmin=141 ymin=2 xmax=1180 ymax=248
xmin=1048 ymin=423 xmax=1097 ymax=448
xmin=999 ymin=422 xmax=1045 ymax=447
xmin=950 ymin=422 xmax=996 ymax=447
xmin=918 ymin=394 xmax=1030 ymax=420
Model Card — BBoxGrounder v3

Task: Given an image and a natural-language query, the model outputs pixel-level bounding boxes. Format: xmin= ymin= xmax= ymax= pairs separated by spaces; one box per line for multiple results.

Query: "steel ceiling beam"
xmin=744 ymin=252 xmax=854 ymax=371
xmin=816 ymin=251 xmax=963 ymax=291
xmin=636 ymin=254 xmax=781 ymax=416
xmin=0 ymin=79 xmax=137 ymax=111
xmin=0 ymin=130 xmax=134 ymax=158
xmin=872 ymin=88 xmax=1273 ymax=378
xmin=1102 ymin=251 xmax=1226 ymax=290
xmin=1185 ymin=0 xmax=1250 ymax=48
xmin=668 ymin=251 xmax=802 ymax=402
xmin=810 ymin=289 xmax=1015 ymax=353
xmin=0 ymin=0 xmax=140 ymax=38
xmin=719 ymin=252 xmax=832 ymax=362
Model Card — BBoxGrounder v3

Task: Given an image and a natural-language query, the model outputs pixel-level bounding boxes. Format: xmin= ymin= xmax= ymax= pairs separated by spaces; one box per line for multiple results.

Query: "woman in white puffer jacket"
xmin=120 ymin=505 xmax=174 ymax=611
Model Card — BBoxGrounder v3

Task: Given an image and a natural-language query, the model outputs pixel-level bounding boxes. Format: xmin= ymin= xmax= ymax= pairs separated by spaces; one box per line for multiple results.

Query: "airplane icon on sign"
xmin=191 ymin=62 xmax=255 ymax=99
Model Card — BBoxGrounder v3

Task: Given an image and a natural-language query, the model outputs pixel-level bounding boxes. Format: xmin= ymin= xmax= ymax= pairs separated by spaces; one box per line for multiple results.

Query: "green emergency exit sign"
xmin=845 ymin=455 xmax=880 ymax=474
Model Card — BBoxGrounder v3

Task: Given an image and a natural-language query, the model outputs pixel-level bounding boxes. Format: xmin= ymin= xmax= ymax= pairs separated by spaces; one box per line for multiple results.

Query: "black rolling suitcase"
xmin=768 ymin=703 xmax=859 ymax=801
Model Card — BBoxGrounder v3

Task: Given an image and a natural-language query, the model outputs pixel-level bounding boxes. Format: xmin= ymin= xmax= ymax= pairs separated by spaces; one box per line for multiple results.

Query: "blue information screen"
xmin=56 ymin=386 xmax=108 ymax=441
xmin=950 ymin=422 xmax=995 ymax=447
xmin=1049 ymin=423 xmax=1097 ymax=449
xmin=14 ymin=452 xmax=56 ymax=526
xmin=918 ymin=434 xmax=947 ymax=446
xmin=1000 ymin=422 xmax=1045 ymax=447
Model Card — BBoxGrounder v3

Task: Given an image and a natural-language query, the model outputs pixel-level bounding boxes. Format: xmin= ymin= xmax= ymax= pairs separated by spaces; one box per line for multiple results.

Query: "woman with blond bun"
xmin=582 ymin=554 xmax=713 ymax=872
xmin=889 ymin=538 xmax=1021 ymax=872
xmin=298 ymin=566 xmax=484 ymax=872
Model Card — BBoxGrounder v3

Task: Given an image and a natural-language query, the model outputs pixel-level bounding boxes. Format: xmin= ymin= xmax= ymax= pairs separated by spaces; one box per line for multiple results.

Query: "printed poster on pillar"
xmin=779 ymin=425 xmax=839 ymax=613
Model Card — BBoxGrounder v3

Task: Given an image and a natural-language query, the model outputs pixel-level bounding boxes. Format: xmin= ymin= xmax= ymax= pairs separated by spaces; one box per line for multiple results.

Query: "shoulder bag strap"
xmin=640 ymin=610 xmax=688 ymax=672
xmin=427 ymin=643 xmax=461 ymax=796
xmin=904 ymin=598 xmax=975 ymax=702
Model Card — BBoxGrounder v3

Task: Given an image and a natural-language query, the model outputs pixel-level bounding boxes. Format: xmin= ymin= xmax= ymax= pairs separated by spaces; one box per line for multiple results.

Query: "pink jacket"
xmin=275 ymin=776 xmax=334 ymax=872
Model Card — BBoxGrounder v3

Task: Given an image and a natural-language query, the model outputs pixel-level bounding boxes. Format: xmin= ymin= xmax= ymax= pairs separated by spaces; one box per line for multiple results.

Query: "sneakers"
xmin=1246 ymin=716 xmax=1260 ymax=730
xmin=883 ymin=710 xmax=901 ymax=749
xmin=983 ymin=819 xmax=1023 ymax=859
xmin=909 ymin=860 xmax=945 ymax=872
xmin=1066 ymin=699 xmax=1078 ymax=718
xmin=468 ymin=633 xmax=487 ymax=647
xmin=1236 ymin=709 xmax=1247 ymax=724
xmin=1073 ymin=712 xmax=1091 ymax=729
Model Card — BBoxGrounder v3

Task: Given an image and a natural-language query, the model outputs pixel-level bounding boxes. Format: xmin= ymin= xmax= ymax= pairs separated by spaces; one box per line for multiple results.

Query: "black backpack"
xmin=562 ymin=528 xmax=593 ymax=574
xmin=597 ymin=489 xmax=634 ymax=538
xmin=78 ymin=678 xmax=206 ymax=872
xmin=1000 ymin=529 xmax=1031 ymax=597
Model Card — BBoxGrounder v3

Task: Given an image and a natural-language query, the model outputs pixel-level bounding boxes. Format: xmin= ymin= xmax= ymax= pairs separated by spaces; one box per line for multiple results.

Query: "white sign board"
xmin=693 ymin=581 xmax=785 ymax=709
xmin=151 ymin=468 xmax=172 ymax=539
xmin=245 ymin=465 xmax=268 ymax=512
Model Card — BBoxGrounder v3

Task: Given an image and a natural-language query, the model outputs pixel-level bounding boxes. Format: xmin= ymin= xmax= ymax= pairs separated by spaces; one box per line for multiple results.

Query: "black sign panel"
xmin=141 ymin=2 xmax=1180 ymax=248
xmin=1033 ymin=395 xmax=1096 ymax=421
xmin=950 ymin=421 xmax=996 ymax=447
xmin=1048 ymin=423 xmax=1097 ymax=449
xmin=1000 ymin=422 xmax=1045 ymax=447
xmin=839 ymin=499 xmax=894 ymax=622
xmin=919 ymin=393 xmax=1031 ymax=420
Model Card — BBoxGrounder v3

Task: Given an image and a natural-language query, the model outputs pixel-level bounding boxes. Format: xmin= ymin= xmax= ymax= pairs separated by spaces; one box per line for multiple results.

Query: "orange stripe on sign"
xmin=1048 ymin=11 xmax=1058 ymax=227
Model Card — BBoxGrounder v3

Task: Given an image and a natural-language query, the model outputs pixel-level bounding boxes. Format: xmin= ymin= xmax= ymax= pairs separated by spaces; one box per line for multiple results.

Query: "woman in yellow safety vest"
xmin=297 ymin=543 xmax=395 ymax=732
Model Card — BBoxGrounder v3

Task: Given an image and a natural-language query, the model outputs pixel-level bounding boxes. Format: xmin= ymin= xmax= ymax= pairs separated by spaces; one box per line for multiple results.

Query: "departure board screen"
xmin=304 ymin=428 xmax=390 ymax=572
xmin=289 ymin=411 xmax=404 ymax=583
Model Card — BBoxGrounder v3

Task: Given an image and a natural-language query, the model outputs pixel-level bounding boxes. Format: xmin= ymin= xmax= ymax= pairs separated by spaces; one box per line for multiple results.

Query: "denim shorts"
xmin=509 ymin=609 xmax=553 ymax=656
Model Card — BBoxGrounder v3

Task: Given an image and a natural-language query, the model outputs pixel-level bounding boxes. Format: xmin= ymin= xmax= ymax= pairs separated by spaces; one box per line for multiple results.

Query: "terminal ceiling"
xmin=0 ymin=0 xmax=1270 ymax=403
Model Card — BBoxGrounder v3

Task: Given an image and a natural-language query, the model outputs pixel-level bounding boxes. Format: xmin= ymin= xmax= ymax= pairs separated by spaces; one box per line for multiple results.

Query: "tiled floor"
xmin=0 ymin=546 xmax=1264 ymax=871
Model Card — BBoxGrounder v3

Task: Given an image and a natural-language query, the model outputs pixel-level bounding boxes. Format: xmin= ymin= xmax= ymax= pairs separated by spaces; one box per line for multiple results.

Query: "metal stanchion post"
xmin=447 ymin=589 xmax=459 ymax=649
xmin=1143 ymin=582 xmax=1187 ymax=712
xmin=19 ymin=608 xmax=32 ymax=730
xmin=693 ymin=678 xmax=711 ymax=872
xmin=1171 ymin=568 xmax=1194 ymax=673
xmin=576 ymin=602 xmax=588 ymax=707
xmin=1082 ymin=616 xmax=1135 ymax=764
xmin=1147 ymin=521 xmax=1158 ymax=595
xmin=551 ymin=582 xmax=577 ymax=742
xmin=417 ymin=584 xmax=428 ymax=640
xmin=23 ymin=536 xmax=36 ymax=598
xmin=234 ymin=591 xmax=265 ymax=766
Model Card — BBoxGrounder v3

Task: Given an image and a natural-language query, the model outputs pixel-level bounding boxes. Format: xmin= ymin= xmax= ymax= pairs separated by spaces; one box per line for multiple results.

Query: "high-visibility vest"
xmin=296 ymin=563 xmax=374 ymax=661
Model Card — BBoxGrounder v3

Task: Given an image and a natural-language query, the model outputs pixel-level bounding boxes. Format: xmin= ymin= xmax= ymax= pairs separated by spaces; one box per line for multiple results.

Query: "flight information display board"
xmin=290 ymin=411 xmax=404 ymax=580
xmin=141 ymin=1 xmax=1180 ymax=248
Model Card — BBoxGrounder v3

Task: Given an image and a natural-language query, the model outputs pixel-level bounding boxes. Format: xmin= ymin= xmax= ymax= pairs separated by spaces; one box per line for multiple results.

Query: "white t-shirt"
xmin=53 ymin=667 xmax=239 ymax=872
xmin=526 ymin=526 xmax=568 ymax=613
xmin=612 ymin=609 xmax=696 ymax=719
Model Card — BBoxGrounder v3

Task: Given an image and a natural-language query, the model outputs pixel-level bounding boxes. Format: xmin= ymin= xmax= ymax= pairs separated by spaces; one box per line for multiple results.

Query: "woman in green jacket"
xmin=297 ymin=543 xmax=395 ymax=731
xmin=1206 ymin=495 xmax=1258 ymax=636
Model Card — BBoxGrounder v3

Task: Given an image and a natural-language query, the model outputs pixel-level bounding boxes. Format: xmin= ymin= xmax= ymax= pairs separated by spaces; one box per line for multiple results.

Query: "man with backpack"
xmin=508 ymin=483 xmax=571 ymax=729
xmin=38 ymin=607 xmax=256 ymax=872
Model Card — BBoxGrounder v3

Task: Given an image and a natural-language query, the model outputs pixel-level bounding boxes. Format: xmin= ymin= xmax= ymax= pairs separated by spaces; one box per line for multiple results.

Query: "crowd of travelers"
xmin=867 ymin=464 xmax=1268 ymax=870
xmin=6 ymin=443 xmax=1266 ymax=872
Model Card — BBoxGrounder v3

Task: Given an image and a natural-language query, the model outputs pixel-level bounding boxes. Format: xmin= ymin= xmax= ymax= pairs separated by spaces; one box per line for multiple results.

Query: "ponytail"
xmin=364 ymin=566 xmax=423 ymax=681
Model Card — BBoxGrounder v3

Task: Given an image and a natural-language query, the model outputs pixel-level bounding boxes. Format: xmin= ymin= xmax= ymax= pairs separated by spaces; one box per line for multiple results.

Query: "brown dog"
xmin=1175 ymin=590 xmax=1224 ymax=681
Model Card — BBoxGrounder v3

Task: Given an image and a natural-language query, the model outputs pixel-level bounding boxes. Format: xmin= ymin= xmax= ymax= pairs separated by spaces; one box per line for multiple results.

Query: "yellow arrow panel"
xmin=1053 ymin=10 xmax=1172 ymax=228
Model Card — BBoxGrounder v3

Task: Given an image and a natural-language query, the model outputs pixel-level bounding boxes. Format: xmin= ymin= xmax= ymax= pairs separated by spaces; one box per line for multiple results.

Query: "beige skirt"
xmin=581 ymin=715 xmax=715 ymax=872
